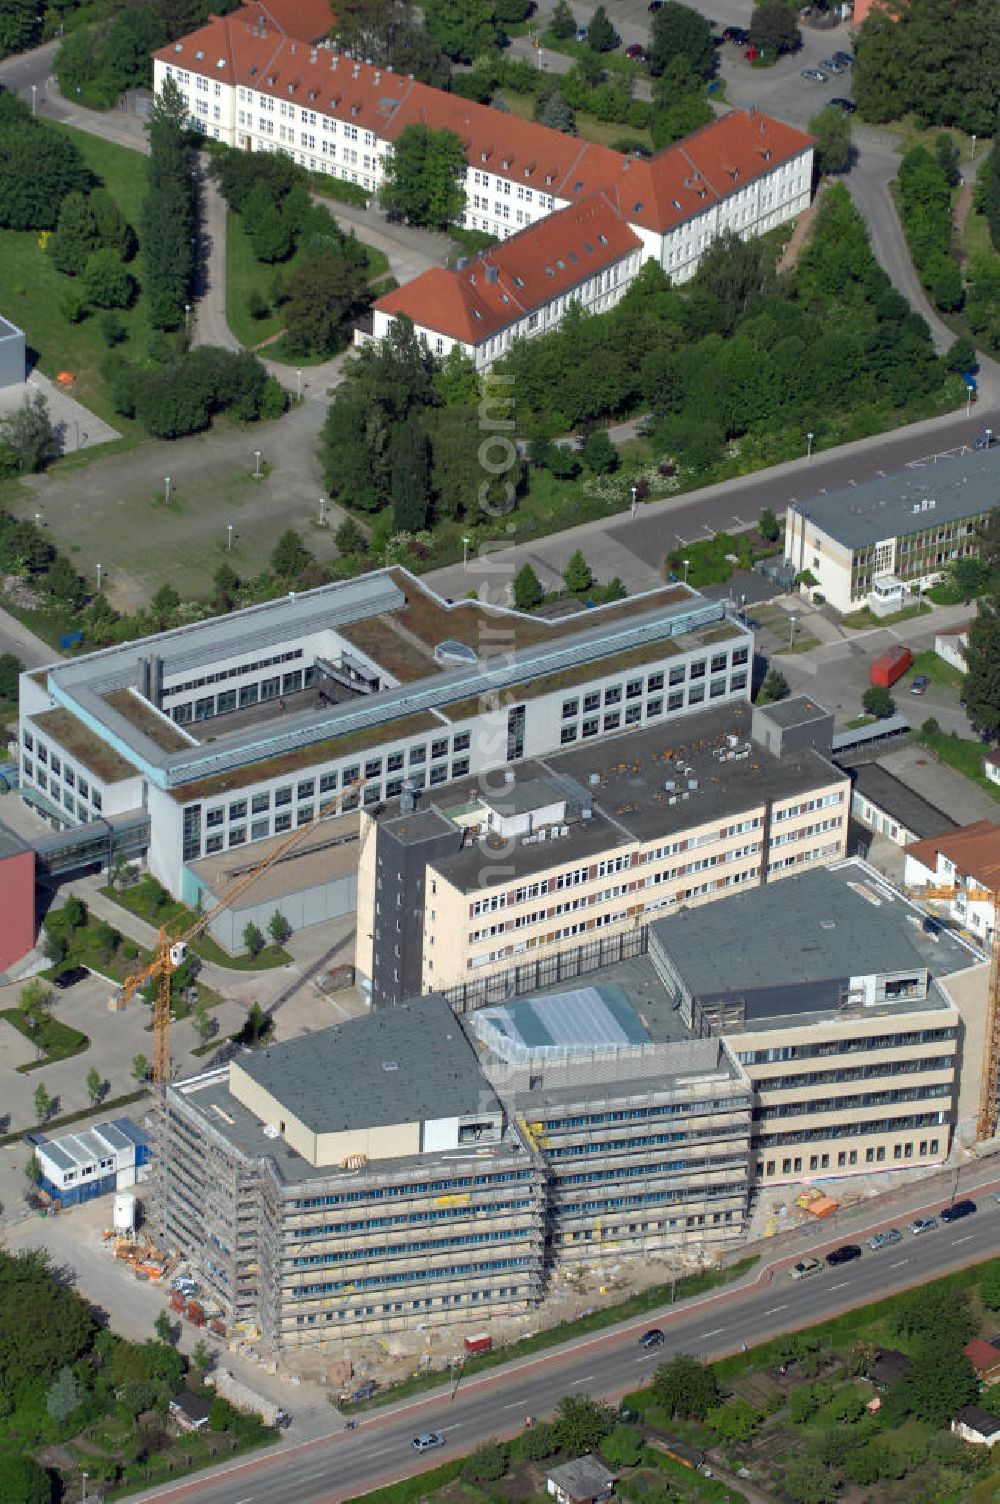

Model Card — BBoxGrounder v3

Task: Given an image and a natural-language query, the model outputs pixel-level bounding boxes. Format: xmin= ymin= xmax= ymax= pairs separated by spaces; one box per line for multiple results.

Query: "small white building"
xmin=33 ymin=1115 xmax=149 ymax=1206
xmin=934 ymin=623 xmax=970 ymax=674
xmin=985 ymin=748 xmax=1000 ymax=788
xmin=547 ymin=1455 xmax=617 ymax=1504
xmin=784 ymin=452 xmax=998 ymax=613
xmin=953 ymin=1405 xmax=1000 ymax=1447
xmin=904 ymin=821 xmax=999 ymax=946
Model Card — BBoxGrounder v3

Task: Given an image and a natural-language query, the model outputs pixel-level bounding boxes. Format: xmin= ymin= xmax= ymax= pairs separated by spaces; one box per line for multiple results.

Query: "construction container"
xmin=185 ymin=1299 xmax=205 ymax=1326
xmin=463 ymin=1332 xmax=493 ymax=1355
xmin=869 ymin=646 xmax=913 ymax=688
xmin=169 ymin=1290 xmax=186 ymax=1313
xmin=114 ymin=1193 xmax=137 ymax=1235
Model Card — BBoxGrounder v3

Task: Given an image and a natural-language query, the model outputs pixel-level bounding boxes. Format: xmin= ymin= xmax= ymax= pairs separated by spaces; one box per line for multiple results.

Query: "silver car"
xmin=802 ymin=68 xmax=828 ymax=82
xmin=868 ymin=1229 xmax=903 ymax=1251
xmin=909 ymin=1217 xmax=937 ymax=1235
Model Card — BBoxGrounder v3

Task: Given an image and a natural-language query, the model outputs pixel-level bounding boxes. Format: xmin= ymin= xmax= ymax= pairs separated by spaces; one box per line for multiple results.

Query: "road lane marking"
xmin=701 ymin=1327 xmax=726 ymax=1338
xmin=764 ymin=1305 xmax=787 ymax=1315
xmin=503 ymin=1401 xmax=527 ymax=1410
xmin=889 ymin=1260 xmax=909 ymax=1268
xmin=366 ymin=1446 xmax=396 ymax=1459
xmin=440 ymin=1424 xmax=463 ymax=1433
xmin=952 ymin=1234 xmax=975 ymax=1245
xmin=572 ymin=1375 xmax=595 ymax=1384
xmin=637 ymin=1352 xmax=662 ymax=1362
xmin=829 ymin=1282 xmax=850 ymax=1291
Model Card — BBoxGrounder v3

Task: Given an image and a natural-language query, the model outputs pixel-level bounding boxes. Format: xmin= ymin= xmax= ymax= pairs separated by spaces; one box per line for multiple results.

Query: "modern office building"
xmin=159 ymin=986 xmax=751 ymax=1348
xmin=783 ymin=450 xmax=998 ymax=612
xmin=647 ymin=861 xmax=976 ymax=1186
xmin=356 ymin=697 xmax=849 ymax=1009
xmin=18 ymin=571 xmax=751 ymax=936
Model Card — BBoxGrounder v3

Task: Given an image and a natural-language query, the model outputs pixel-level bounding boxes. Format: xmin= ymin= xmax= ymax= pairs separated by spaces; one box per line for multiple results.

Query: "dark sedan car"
xmin=825 ymin=1244 xmax=863 ymax=1266
xmin=52 ymin=966 xmax=89 ymax=990
xmin=940 ymin=1199 xmax=977 ymax=1223
xmin=830 ymin=97 xmax=857 ymax=113
xmin=640 ymin=1328 xmax=665 ymax=1349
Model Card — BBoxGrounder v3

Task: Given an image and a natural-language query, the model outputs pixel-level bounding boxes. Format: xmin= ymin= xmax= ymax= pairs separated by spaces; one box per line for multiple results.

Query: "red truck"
xmin=869 ymin=646 xmax=913 ymax=689
xmin=463 ymin=1332 xmax=493 ymax=1356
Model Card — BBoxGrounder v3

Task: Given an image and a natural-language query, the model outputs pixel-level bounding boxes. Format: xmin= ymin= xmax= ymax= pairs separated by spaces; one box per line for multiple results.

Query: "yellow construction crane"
xmin=909 ymin=883 xmax=1000 ymax=1140
xmin=118 ymin=779 xmax=373 ymax=1086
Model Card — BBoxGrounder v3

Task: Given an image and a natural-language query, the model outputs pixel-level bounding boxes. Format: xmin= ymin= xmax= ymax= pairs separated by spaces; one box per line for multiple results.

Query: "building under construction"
xmin=158 ymin=987 xmax=752 ymax=1349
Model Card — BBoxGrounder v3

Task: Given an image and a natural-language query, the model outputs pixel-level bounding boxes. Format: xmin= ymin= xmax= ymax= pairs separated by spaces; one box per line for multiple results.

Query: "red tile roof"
xmin=374 ymin=192 xmax=641 ymax=344
xmin=907 ymin=820 xmax=1000 ymax=890
xmin=253 ymin=0 xmax=335 ymax=40
xmin=964 ymin=1339 xmax=1000 ymax=1372
xmin=154 ymin=11 xmax=812 ymax=232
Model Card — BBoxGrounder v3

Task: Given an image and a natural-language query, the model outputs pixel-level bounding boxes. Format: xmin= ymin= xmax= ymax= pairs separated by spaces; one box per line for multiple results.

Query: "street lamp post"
xmin=184 ymin=302 xmax=192 ymax=336
xmin=226 ymin=523 xmax=234 ymax=551
xmin=165 ymin=476 xmax=172 ymax=505
xmin=630 ymin=484 xmax=638 ymax=518
xmin=34 ymin=511 xmax=42 ymax=528
xmin=96 ymin=563 xmax=103 ymax=592
xmin=318 ymin=497 xmax=327 ymax=526
xmin=30 ymin=84 xmax=36 ymax=115
xmin=806 ymin=431 xmax=814 ymax=460
xmin=462 ymin=535 xmax=471 ymax=568
xmin=682 ymin=558 xmax=690 ymax=584
xmin=296 ymin=368 xmax=303 ymax=401
xmin=789 ymin=614 xmax=797 ymax=650
xmin=254 ymin=449 xmax=262 ymax=479
xmin=971 ymin=135 xmax=977 ymax=163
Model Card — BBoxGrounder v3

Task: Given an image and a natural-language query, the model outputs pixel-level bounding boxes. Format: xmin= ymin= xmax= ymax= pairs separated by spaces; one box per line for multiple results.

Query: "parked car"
xmin=412 ymin=1433 xmax=446 ymax=1452
xmin=723 ymin=25 xmax=749 ymax=43
xmin=821 ymin=57 xmax=846 ymax=72
xmin=909 ymin=1217 xmax=937 ymax=1235
xmin=975 ymin=430 xmax=996 ymax=448
xmin=801 ymin=68 xmax=828 ymax=82
xmin=910 ymin=674 xmax=930 ymax=695
xmin=640 ymin=1328 xmax=666 ymax=1349
xmin=52 ymin=966 xmax=88 ymax=990
xmin=941 ymin=1199 xmax=977 ymax=1223
xmin=868 ymin=1229 xmax=903 ymax=1251
xmin=648 ymin=1 xmax=663 ymax=11
xmin=625 ymin=43 xmax=647 ymax=59
xmin=825 ymin=1244 xmax=862 ymax=1266
xmin=830 ymin=97 xmax=857 ymax=112
xmin=832 ymin=49 xmax=854 ymax=65
xmin=789 ymin=1258 xmax=823 ymax=1280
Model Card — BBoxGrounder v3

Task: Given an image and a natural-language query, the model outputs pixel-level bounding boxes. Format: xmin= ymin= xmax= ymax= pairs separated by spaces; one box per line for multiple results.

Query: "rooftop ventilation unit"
xmin=504 ymin=770 xmax=516 ymax=784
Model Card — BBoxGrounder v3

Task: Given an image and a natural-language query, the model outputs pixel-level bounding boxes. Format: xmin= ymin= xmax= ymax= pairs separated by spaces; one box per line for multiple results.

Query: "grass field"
xmin=1 ymin=124 xmax=154 ymax=430
xmin=226 ymin=209 xmax=391 ymax=354
xmin=840 ymin=600 xmax=932 ymax=630
xmin=0 ymin=1006 xmax=90 ymax=1072
xmin=919 ymin=723 xmax=1000 ymax=800
xmin=908 ymin=647 xmax=967 ymax=693
xmin=501 ymin=88 xmax=654 ymax=152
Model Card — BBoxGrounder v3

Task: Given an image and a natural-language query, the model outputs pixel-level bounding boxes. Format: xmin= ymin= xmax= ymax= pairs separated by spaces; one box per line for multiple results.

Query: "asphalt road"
xmin=131 ymin=1175 xmax=1000 ymax=1504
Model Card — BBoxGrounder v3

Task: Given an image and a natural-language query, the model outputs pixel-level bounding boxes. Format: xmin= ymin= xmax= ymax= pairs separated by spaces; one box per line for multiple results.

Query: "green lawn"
xmin=502 ymin=87 xmax=654 ymax=152
xmin=919 ymin=724 xmax=1000 ymax=799
xmin=225 ymin=209 xmax=391 ymax=354
xmin=1 ymin=123 xmax=154 ymax=431
xmin=908 ymin=647 xmax=967 ymax=692
xmin=840 ymin=600 xmax=932 ymax=630
xmin=103 ymin=881 xmax=293 ymax=969
xmin=0 ymin=1007 xmax=89 ymax=1072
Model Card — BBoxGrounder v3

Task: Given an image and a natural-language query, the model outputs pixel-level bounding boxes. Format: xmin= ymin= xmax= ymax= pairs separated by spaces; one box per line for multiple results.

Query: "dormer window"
xmin=544 ymin=265 xmax=554 ymax=276
xmin=513 ymin=275 xmax=524 ymax=287
xmin=545 ymin=173 xmax=554 ymax=185
xmin=472 ymin=308 xmax=483 ymax=319
xmin=672 ymin=198 xmax=681 ymax=209
xmin=195 ymin=49 xmax=204 ymax=58
xmin=598 ymin=233 xmax=608 ymax=244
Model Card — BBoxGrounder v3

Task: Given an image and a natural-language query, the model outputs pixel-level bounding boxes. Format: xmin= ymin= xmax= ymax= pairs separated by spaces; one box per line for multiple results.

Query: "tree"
xmin=535 ymin=88 xmax=577 ymax=135
xmin=784 ymin=1457 xmax=838 ymax=1504
xmin=550 ymin=0 xmax=576 ymax=38
xmin=892 ymin=1283 xmax=976 ymax=1347
xmin=649 ymin=1 xmax=714 ymax=80
xmin=0 ymin=1454 xmax=52 ymax=1504
xmin=83 ymin=247 xmax=135 ymax=309
xmin=758 ymin=507 xmax=780 ymax=543
xmin=554 ymin=1393 xmax=615 ymax=1453
xmin=46 ymin=1364 xmax=82 ymax=1424
xmin=962 ymin=593 xmax=1000 ymax=735
xmin=600 ymin=1424 xmax=644 ymax=1466
xmin=706 ymin=1398 xmax=760 ymax=1443
xmin=243 ymin=922 xmax=265 ymax=957
xmin=423 ymin=0 xmax=498 ymax=60
xmin=268 ymin=910 xmax=292 ymax=946
xmin=583 ymin=429 xmax=618 ymax=474
xmin=151 ymin=582 xmax=180 ymax=628
xmin=283 ymin=250 xmax=369 ymax=356
xmin=809 ymin=107 xmax=852 ymax=176
xmin=44 ymin=555 xmax=86 ymax=610
xmin=270 ymin=529 xmax=313 ymax=579
xmin=514 ymin=563 xmax=543 ymax=610
xmin=563 ymin=548 xmax=593 ymax=595
xmin=935 ymin=131 xmax=961 ymax=187
xmin=462 ymin=1440 xmax=509 ymax=1482
xmin=862 ymin=684 xmax=894 ymax=718
xmin=521 ymin=1418 xmax=559 ymax=1459
xmin=86 ymin=1067 xmax=102 ymax=1107
xmin=49 ymin=190 xmax=99 ymax=276
xmin=245 ymin=184 xmax=295 ymax=263
xmin=587 ymin=4 xmax=619 ymax=51
xmin=33 ymin=1083 xmax=52 ymax=1123
xmin=650 ymin=1354 xmax=721 ymax=1420
xmin=694 ymin=229 xmax=771 ymax=336
xmin=0 ymin=94 xmax=92 ymax=231
xmin=237 ymin=1000 xmax=271 ymax=1045
xmin=142 ymin=77 xmax=194 ymax=330
xmin=0 ymin=392 xmax=57 ymax=473
xmin=985 ymin=138 xmax=1000 ymax=251
xmin=749 ymin=2 xmax=800 ymax=56
xmin=0 ymin=651 xmax=23 ymax=701
xmin=25 ymin=1152 xmax=42 ymax=1186
xmin=154 ymin=1310 xmax=174 ymax=1345
xmin=0 ymin=0 xmax=39 ymax=57
xmin=132 ymin=1052 xmax=150 ymax=1083
xmin=382 ymin=124 xmax=466 ymax=227
xmin=192 ymin=1338 xmax=213 ymax=1372
xmin=90 ymin=186 xmax=136 ymax=260
xmin=891 ymin=1344 xmax=978 ymax=1427
xmin=334 ymin=517 xmax=366 ymax=555
xmin=390 ymin=415 xmax=431 ymax=532
xmin=981 ymin=1263 xmax=1000 ymax=1311
xmin=192 ymin=1000 xmax=213 ymax=1044
xmin=757 ymin=667 xmax=789 ymax=704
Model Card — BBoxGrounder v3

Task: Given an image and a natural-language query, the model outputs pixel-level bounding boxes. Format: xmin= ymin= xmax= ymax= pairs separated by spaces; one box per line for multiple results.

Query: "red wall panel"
xmin=0 ymin=849 xmax=36 ymax=970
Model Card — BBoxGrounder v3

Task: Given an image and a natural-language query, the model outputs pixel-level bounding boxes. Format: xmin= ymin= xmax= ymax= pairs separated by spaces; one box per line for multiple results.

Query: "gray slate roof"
xmin=547 ymin=1455 xmax=617 ymax=1498
xmin=235 ymin=993 xmax=495 ymax=1133
xmin=850 ymin=762 xmax=957 ymax=840
xmin=791 ymin=448 xmax=999 ymax=548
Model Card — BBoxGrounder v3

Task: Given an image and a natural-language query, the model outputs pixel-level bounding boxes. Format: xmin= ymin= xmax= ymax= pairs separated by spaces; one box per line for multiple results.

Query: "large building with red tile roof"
xmin=153 ymin=6 xmax=812 ymax=360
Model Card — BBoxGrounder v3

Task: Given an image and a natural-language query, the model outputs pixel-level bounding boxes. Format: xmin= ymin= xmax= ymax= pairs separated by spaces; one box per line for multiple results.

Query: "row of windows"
xmin=738 ymin=1027 xmax=958 ymax=1066
xmin=167 ymin=647 xmax=303 ymax=698
xmin=754 ymin=1112 xmax=944 ymax=1148
xmin=753 ymin=1081 xmax=951 ymax=1120
xmin=285 ymin=1198 xmax=534 ymax=1239
xmin=291 ymin=1224 xmax=527 ymax=1268
xmin=762 ymin=1138 xmax=942 ymax=1176
xmin=289 ymin=1287 xmax=525 ymax=1324
xmin=21 ymin=733 xmax=103 ymax=813
xmin=292 ymin=1168 xmax=534 ymax=1209
xmin=749 ymin=1055 xmax=954 ymax=1092
xmin=296 ymin=1255 xmax=533 ymax=1296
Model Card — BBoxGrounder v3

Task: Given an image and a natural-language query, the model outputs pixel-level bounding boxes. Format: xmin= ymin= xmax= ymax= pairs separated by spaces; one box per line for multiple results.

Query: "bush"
xmin=862 ymin=684 xmax=894 ymax=718
xmin=462 ymin=1440 xmax=509 ymax=1483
